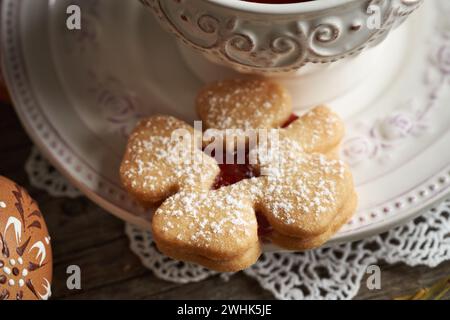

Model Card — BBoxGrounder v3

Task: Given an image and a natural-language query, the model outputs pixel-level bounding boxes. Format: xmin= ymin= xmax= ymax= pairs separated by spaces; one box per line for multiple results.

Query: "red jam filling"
xmin=208 ymin=114 xmax=298 ymax=236
xmin=281 ymin=113 xmax=299 ymax=128
xmin=210 ymin=113 xmax=298 ymax=189
xmin=214 ymin=162 xmax=256 ymax=189
xmin=212 ymin=151 xmax=257 ymax=190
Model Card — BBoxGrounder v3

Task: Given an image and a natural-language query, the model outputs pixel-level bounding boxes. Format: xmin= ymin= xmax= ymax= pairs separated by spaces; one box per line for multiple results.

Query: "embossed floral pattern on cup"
xmin=141 ymin=0 xmax=423 ymax=73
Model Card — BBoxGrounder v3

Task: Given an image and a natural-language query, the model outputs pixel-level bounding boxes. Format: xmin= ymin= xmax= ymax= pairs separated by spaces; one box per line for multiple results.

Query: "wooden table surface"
xmin=1 ymin=102 xmax=449 ymax=300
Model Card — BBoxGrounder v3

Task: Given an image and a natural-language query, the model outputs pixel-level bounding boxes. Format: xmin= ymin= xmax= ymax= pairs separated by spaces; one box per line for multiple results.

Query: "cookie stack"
xmin=120 ymin=78 xmax=357 ymax=272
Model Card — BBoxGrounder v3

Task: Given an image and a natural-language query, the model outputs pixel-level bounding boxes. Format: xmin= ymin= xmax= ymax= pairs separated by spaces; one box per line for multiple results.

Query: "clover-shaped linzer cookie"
xmin=120 ymin=78 xmax=357 ymax=272
xmin=120 ymin=115 xmax=220 ymax=205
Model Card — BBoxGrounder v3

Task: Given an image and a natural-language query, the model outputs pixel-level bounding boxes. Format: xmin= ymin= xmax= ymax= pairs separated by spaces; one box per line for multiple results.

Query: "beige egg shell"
xmin=0 ymin=176 xmax=52 ymax=300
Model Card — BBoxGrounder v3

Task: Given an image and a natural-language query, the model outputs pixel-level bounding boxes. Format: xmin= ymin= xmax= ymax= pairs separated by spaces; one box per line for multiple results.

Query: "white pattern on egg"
xmin=38 ymin=278 xmax=52 ymax=300
xmin=0 ymin=177 xmax=52 ymax=300
xmin=4 ymin=216 xmax=22 ymax=244
xmin=29 ymin=241 xmax=46 ymax=266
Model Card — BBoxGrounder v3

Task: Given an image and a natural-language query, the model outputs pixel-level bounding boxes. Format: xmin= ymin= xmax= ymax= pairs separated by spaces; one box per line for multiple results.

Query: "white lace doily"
xmin=26 ymin=146 xmax=450 ymax=300
xmin=25 ymin=147 xmax=83 ymax=198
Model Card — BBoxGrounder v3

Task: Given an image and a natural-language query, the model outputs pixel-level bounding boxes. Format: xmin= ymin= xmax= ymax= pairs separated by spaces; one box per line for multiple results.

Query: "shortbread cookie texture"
xmin=281 ymin=106 xmax=345 ymax=155
xmin=269 ymin=192 xmax=358 ymax=250
xmin=197 ymin=78 xmax=292 ymax=130
xmin=252 ymin=136 xmax=356 ymax=249
xmin=152 ymin=143 xmax=355 ymax=270
xmin=121 ymin=78 xmax=357 ymax=272
xmin=197 ymin=78 xmax=343 ymax=155
xmin=120 ymin=115 xmax=220 ymax=206
xmin=152 ymin=185 xmax=261 ymax=272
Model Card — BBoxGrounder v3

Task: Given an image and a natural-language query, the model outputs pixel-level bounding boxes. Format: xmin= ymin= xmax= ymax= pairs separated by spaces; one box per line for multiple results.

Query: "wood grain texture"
xmin=1 ymin=102 xmax=449 ymax=300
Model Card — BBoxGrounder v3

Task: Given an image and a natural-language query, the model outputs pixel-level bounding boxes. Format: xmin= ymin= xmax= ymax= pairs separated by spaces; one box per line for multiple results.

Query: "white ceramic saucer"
xmin=3 ymin=0 xmax=450 ymax=247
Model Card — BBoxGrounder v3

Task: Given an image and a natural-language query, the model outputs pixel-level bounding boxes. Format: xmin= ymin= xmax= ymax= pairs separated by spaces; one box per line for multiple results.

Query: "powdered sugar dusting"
xmin=155 ymin=132 xmax=350 ymax=248
xmin=156 ymin=186 xmax=257 ymax=247
xmin=197 ymin=78 xmax=291 ymax=130
xmin=121 ymin=116 xmax=219 ymax=202
xmin=122 ymin=106 xmax=352 ymax=251
xmin=253 ymin=135 xmax=348 ymax=225
xmin=283 ymin=106 xmax=343 ymax=153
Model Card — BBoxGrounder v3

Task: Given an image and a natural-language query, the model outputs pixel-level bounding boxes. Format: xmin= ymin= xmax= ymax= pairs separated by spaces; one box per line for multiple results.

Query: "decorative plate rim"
xmin=2 ymin=0 xmax=450 ymax=247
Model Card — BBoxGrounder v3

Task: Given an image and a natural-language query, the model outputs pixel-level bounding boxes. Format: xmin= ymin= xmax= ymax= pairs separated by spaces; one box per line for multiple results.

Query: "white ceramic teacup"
xmin=142 ymin=0 xmax=423 ymax=74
